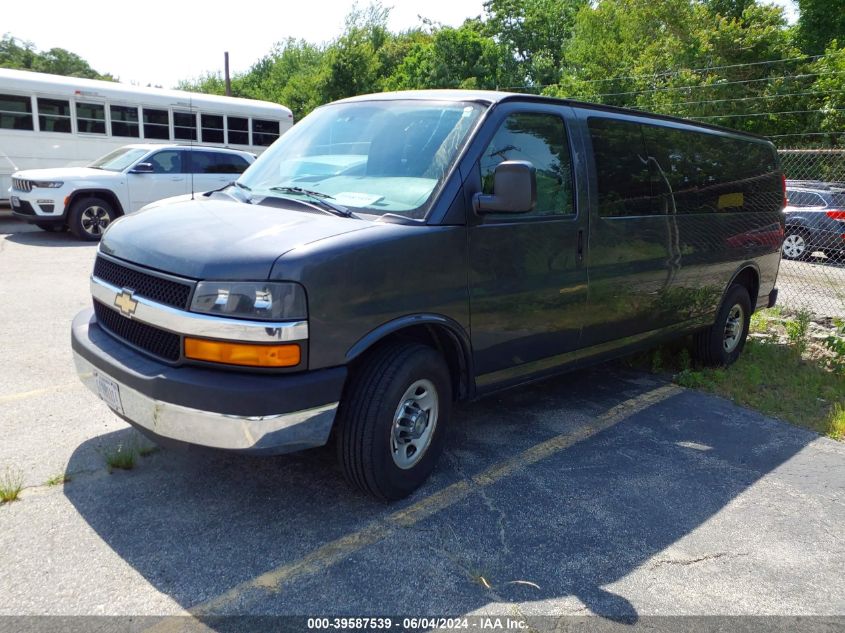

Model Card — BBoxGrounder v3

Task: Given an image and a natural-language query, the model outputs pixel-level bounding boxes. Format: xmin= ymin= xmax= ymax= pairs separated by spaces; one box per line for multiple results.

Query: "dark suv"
xmin=72 ymin=91 xmax=784 ymax=500
xmin=783 ymin=180 xmax=845 ymax=261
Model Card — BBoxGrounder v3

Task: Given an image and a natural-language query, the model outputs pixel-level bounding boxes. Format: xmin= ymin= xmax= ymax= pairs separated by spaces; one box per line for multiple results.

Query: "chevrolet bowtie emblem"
xmin=114 ymin=289 xmax=138 ymax=317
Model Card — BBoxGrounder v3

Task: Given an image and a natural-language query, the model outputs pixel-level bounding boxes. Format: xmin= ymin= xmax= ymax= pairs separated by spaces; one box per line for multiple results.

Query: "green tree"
xmin=0 ymin=34 xmax=112 ymax=79
xmin=483 ymin=0 xmax=588 ymax=87
xmin=317 ymin=3 xmax=391 ymax=102
xmin=797 ymin=0 xmax=845 ymax=55
xmin=549 ymin=0 xmax=803 ymax=137
xmin=387 ymin=20 xmax=518 ymax=90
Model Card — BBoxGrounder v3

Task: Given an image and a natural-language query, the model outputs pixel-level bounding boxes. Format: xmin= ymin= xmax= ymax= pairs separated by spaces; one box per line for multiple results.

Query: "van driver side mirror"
xmin=473 ymin=160 xmax=537 ymax=214
xmin=130 ymin=162 xmax=154 ymax=174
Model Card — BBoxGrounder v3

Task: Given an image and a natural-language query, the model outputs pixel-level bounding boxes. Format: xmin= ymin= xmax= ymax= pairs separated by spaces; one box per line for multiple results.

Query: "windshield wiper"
xmin=234 ymin=181 xmax=252 ymax=191
xmin=269 ymin=186 xmax=355 ymax=218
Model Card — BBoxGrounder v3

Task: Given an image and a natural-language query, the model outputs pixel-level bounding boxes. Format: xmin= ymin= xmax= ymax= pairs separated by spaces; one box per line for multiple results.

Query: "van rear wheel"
xmin=693 ymin=284 xmax=752 ymax=367
xmin=335 ymin=342 xmax=452 ymax=501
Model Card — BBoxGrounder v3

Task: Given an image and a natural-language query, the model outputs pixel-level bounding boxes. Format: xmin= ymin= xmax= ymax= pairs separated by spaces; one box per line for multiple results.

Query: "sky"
xmin=5 ymin=0 xmax=797 ymax=91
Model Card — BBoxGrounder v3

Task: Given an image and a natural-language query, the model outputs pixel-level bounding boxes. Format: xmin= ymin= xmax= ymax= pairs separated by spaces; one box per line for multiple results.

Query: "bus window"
xmin=253 ymin=119 xmax=280 ymax=146
xmin=227 ymin=116 xmax=248 ymax=144
xmin=0 ymin=94 xmax=33 ymax=130
xmin=143 ymin=108 xmax=169 ymax=140
xmin=201 ymin=114 xmax=224 ymax=143
xmin=76 ymin=102 xmax=106 ymax=135
xmin=111 ymin=105 xmax=139 ymax=138
xmin=38 ymin=98 xmax=71 ymax=133
xmin=174 ymin=111 xmax=197 ymax=141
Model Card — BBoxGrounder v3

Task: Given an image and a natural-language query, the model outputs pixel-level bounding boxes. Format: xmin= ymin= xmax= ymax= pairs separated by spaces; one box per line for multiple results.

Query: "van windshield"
xmin=237 ymin=100 xmax=485 ymax=219
xmin=89 ymin=147 xmax=148 ymax=172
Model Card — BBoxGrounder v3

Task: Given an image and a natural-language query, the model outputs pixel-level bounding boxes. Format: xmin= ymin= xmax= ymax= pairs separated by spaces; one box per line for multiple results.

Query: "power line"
xmin=499 ymin=53 xmax=830 ymax=91
xmin=644 ymin=89 xmax=845 ymax=111
xmin=571 ymin=54 xmax=825 ymax=84
xmin=767 ymin=132 xmax=844 ymax=138
xmin=572 ymin=70 xmax=845 ymax=99
xmin=686 ymin=107 xmax=845 ymax=121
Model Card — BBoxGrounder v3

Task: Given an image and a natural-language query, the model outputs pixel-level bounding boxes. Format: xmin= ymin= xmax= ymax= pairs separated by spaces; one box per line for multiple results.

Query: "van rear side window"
xmin=588 ymin=117 xmax=780 ymax=217
xmin=588 ymin=117 xmax=652 ymax=217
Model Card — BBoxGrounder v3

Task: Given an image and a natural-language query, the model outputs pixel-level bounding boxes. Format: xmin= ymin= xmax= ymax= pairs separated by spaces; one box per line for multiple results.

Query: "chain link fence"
xmin=776 ymin=149 xmax=845 ymax=318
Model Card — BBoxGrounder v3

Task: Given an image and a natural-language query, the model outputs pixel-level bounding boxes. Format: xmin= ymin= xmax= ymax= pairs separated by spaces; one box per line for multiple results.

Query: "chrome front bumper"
xmin=73 ymin=351 xmax=338 ymax=454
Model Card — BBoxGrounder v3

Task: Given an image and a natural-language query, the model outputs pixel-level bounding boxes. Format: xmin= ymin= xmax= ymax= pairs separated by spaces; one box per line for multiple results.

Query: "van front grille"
xmin=94 ymin=301 xmax=181 ymax=362
xmin=93 ymin=256 xmax=193 ymax=310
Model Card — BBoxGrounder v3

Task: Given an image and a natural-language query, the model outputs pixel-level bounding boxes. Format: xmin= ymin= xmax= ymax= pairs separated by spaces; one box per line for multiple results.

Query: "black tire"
xmin=781 ymin=228 xmax=810 ymax=260
xmin=68 ymin=197 xmax=117 ymax=241
xmin=693 ymin=284 xmax=752 ymax=367
xmin=336 ymin=342 xmax=452 ymax=501
xmin=35 ymin=222 xmax=65 ymax=232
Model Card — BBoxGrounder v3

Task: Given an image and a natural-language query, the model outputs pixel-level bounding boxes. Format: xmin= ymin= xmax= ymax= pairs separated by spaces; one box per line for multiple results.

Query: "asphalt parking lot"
xmin=1 ymin=211 xmax=844 ymax=629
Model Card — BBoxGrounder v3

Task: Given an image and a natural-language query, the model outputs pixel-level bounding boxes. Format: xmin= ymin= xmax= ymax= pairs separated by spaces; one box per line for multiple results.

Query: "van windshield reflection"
xmin=237 ymin=100 xmax=485 ymax=219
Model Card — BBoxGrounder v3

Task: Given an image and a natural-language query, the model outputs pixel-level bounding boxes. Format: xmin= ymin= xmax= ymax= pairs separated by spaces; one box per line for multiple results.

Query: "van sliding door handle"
xmin=577 ymin=229 xmax=584 ymax=262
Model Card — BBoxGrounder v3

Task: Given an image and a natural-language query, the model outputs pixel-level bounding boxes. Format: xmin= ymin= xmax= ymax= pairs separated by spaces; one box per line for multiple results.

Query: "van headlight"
xmin=32 ymin=180 xmax=64 ymax=188
xmin=190 ymin=281 xmax=307 ymax=321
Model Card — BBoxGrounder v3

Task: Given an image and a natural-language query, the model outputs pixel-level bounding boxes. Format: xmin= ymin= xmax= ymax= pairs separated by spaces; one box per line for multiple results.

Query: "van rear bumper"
xmin=71 ymin=308 xmax=347 ymax=455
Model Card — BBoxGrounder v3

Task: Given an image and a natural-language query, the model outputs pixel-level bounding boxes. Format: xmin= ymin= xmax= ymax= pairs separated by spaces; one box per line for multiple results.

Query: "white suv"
xmin=9 ymin=144 xmax=255 ymax=240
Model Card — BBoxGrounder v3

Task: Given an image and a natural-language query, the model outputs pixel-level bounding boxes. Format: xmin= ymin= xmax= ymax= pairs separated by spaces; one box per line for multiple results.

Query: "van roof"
xmin=336 ymin=89 xmax=773 ymax=143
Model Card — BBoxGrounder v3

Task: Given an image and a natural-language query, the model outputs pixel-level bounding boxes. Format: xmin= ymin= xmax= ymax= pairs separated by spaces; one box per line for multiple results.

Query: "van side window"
xmin=0 ymin=94 xmax=33 ymax=130
xmin=588 ymin=117 xmax=652 ymax=217
xmin=641 ymin=124 xmax=779 ymax=214
xmin=147 ymin=150 xmax=183 ymax=174
xmin=111 ymin=105 xmax=139 ymax=137
xmin=480 ymin=112 xmax=574 ymax=217
xmin=37 ymin=98 xmax=71 ymax=133
xmin=143 ymin=108 xmax=169 ymax=139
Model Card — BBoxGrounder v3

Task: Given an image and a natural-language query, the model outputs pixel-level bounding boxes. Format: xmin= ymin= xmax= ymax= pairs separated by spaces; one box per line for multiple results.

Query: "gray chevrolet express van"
xmin=71 ymin=90 xmax=784 ymax=500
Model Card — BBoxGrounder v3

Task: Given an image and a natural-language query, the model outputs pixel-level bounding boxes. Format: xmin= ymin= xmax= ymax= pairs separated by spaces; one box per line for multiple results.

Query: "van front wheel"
xmin=336 ymin=342 xmax=452 ymax=501
xmin=694 ymin=284 xmax=752 ymax=367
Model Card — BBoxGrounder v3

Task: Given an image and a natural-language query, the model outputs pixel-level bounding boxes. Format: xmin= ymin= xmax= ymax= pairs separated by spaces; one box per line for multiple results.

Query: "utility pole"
xmin=224 ymin=51 xmax=231 ymax=96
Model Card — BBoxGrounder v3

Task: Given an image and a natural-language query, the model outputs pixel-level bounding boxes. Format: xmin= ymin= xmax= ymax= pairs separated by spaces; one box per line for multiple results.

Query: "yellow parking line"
xmin=0 ymin=383 xmax=77 ymax=403
xmin=171 ymin=382 xmax=682 ymax=619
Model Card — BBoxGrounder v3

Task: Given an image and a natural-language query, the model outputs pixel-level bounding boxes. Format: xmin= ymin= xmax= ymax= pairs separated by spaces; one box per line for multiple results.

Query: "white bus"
xmin=0 ymin=68 xmax=293 ymax=201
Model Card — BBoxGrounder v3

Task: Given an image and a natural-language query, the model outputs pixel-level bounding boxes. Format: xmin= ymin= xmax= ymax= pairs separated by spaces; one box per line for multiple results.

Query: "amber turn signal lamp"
xmin=184 ymin=338 xmax=301 ymax=367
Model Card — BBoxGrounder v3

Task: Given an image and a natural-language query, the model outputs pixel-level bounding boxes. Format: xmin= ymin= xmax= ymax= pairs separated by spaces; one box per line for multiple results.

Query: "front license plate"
xmin=10 ymin=196 xmax=19 ymax=208
xmin=95 ymin=373 xmax=124 ymax=414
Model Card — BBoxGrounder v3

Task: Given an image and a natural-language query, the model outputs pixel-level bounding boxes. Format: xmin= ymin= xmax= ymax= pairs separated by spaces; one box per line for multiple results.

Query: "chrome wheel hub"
xmin=391 ymin=379 xmax=438 ymax=470
xmin=723 ymin=303 xmax=745 ymax=353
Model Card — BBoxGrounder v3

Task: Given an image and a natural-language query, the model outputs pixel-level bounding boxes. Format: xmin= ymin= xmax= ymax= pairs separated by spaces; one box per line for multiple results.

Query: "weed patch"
xmin=102 ymin=443 xmax=138 ymax=473
xmin=0 ymin=467 xmax=24 ymax=503
xmin=631 ymin=309 xmax=845 ymax=440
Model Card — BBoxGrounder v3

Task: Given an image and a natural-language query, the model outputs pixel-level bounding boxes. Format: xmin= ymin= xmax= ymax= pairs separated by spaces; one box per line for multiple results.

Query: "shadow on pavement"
xmin=63 ymin=365 xmax=816 ymax=624
xmin=1 ymin=217 xmax=96 ymax=248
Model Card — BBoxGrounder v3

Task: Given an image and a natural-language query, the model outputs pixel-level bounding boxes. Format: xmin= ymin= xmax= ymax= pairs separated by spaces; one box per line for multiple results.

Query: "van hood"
xmin=99 ymin=196 xmax=376 ymax=280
